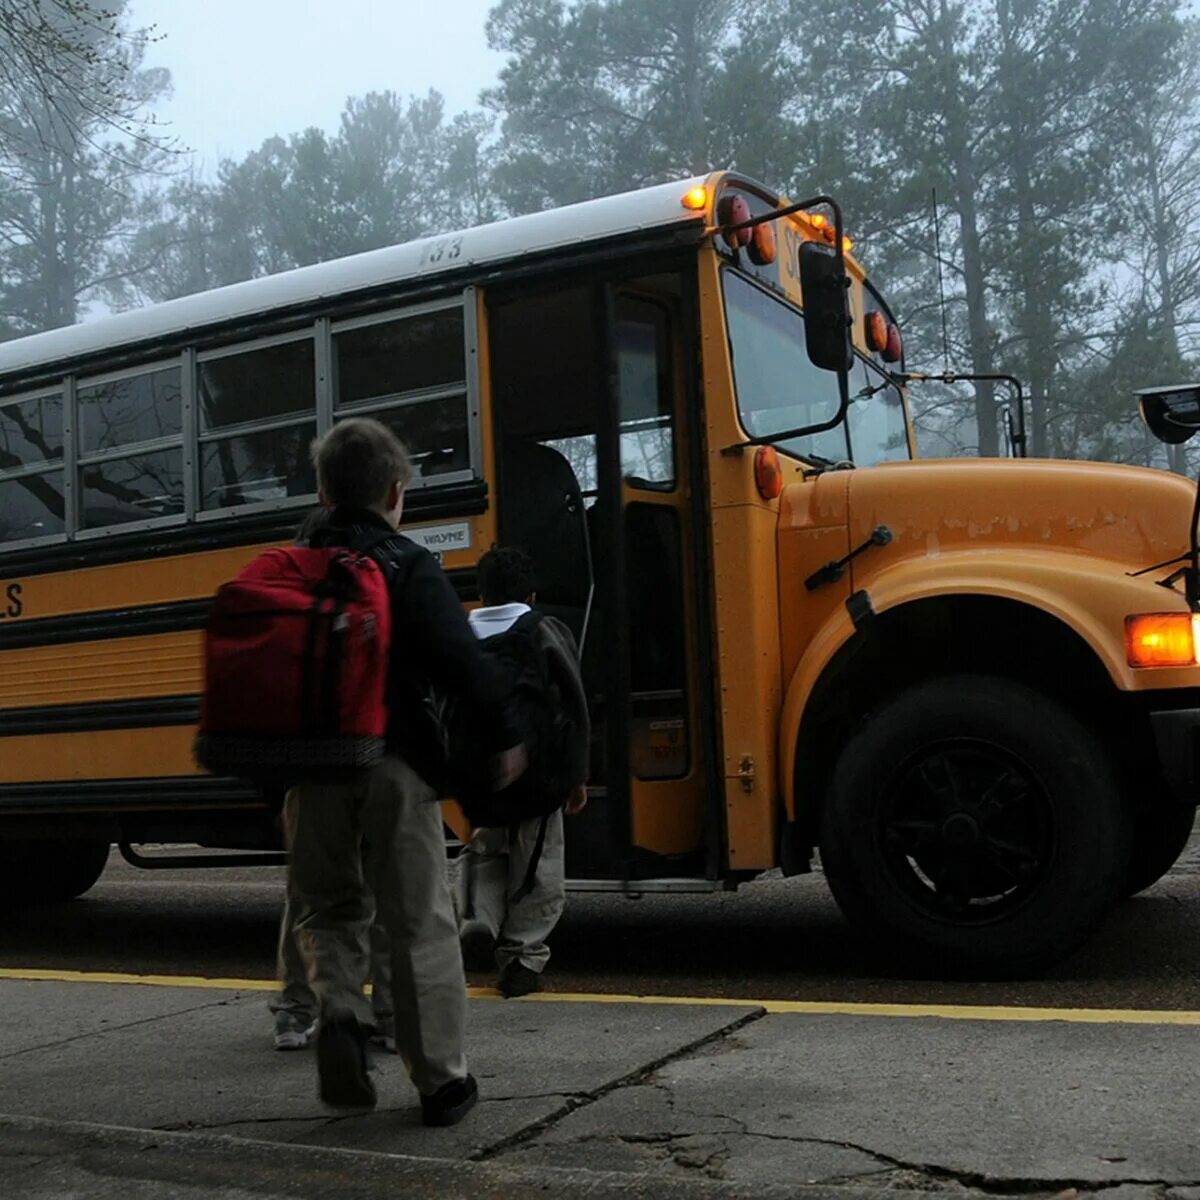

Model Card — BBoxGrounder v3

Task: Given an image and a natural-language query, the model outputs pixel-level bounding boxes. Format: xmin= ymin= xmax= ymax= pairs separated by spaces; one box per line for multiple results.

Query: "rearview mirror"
xmin=1137 ymin=384 xmax=1200 ymax=445
xmin=799 ymin=241 xmax=852 ymax=373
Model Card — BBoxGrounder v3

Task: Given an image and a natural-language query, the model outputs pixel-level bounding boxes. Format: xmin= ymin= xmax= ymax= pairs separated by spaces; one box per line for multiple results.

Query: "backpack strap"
xmin=510 ymin=813 xmax=550 ymax=904
xmin=510 ymin=609 xmax=545 ymax=635
xmin=348 ymin=528 xmax=403 ymax=586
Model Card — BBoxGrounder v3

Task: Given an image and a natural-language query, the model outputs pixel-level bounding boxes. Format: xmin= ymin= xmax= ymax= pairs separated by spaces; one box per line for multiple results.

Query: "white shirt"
xmin=467 ymin=601 xmax=531 ymax=640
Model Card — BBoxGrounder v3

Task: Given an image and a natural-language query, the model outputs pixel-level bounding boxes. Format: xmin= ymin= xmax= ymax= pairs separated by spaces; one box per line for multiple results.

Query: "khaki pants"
xmin=267 ymin=892 xmax=392 ymax=1029
xmin=457 ymin=810 xmax=565 ymax=973
xmin=285 ymin=755 xmax=466 ymax=1095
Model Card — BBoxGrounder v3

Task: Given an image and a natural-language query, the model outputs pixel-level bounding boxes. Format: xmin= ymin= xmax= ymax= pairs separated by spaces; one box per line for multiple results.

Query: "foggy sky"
xmin=130 ymin=0 xmax=504 ymax=171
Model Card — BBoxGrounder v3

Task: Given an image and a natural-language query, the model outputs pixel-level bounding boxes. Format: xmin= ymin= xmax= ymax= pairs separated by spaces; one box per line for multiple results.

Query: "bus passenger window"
xmin=197 ymin=338 xmax=317 ymax=511
xmin=333 ymin=307 xmax=472 ymax=483
xmin=79 ymin=366 xmax=181 ymax=450
xmin=77 ymin=366 xmax=184 ymax=529
xmin=0 ymin=392 xmax=64 ymax=544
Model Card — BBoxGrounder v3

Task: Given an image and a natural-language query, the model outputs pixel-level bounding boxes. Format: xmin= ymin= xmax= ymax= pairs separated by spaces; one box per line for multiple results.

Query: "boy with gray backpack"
xmin=452 ymin=546 xmax=590 ymax=997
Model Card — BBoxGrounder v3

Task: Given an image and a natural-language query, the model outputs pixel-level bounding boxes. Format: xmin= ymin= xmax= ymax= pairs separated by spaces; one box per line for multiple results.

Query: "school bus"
xmin=1 ymin=172 xmax=1196 ymax=977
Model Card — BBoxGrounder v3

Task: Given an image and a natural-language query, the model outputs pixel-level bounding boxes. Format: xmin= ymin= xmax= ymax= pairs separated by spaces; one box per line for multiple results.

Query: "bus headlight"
xmin=1125 ymin=613 xmax=1200 ymax=667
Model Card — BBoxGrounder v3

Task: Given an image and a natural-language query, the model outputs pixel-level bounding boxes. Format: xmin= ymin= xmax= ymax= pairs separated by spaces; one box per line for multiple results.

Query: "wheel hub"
xmin=940 ymin=811 xmax=982 ymax=851
xmin=879 ymin=739 xmax=1055 ymax=924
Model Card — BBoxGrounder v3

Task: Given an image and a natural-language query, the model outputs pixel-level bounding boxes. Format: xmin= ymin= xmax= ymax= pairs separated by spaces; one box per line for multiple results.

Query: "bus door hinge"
xmin=737 ymin=755 xmax=756 ymax=793
xmin=805 ymin=525 xmax=893 ymax=592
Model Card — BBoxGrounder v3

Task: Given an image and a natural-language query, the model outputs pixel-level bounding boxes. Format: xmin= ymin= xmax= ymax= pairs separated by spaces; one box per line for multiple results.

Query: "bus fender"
xmin=777 ymin=546 xmax=1178 ymax=824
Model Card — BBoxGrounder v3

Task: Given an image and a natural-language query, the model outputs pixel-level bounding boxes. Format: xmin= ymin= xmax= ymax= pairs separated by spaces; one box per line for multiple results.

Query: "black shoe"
xmin=498 ymin=962 xmax=541 ymax=998
xmin=316 ymin=1012 xmax=377 ymax=1110
xmin=421 ymin=1073 xmax=479 ymax=1127
xmin=459 ymin=919 xmax=496 ymax=973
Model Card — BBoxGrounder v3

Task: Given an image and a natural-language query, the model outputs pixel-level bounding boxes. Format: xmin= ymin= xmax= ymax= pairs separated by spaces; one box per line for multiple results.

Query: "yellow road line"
xmin=0 ymin=967 xmax=277 ymax=992
xmin=2 ymin=967 xmax=1200 ymax=1025
xmin=524 ymin=992 xmax=1200 ymax=1025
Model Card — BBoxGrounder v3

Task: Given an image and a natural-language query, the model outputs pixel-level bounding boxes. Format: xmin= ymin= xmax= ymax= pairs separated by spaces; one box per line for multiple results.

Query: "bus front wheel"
xmin=0 ymin=839 xmax=110 ymax=907
xmin=819 ymin=675 xmax=1130 ymax=978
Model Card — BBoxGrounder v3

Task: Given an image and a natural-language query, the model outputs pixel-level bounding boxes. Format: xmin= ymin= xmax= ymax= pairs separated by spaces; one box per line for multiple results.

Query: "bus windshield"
xmin=722 ymin=269 xmax=910 ymax=467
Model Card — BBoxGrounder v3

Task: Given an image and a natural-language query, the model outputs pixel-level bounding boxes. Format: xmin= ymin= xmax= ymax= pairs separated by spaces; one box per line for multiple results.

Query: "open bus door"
xmin=488 ymin=273 xmax=715 ymax=886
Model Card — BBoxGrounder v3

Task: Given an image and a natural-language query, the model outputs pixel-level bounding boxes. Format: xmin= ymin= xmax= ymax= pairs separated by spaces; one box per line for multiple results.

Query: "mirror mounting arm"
xmin=902 ymin=371 xmax=1028 ymax=458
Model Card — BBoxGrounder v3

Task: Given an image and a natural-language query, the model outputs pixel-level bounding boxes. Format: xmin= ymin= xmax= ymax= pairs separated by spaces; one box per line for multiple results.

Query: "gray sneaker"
xmin=273 ymin=1011 xmax=317 ymax=1051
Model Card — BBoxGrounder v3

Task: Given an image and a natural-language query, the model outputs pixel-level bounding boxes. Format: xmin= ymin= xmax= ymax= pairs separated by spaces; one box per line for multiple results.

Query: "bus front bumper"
xmin=1150 ymin=707 xmax=1200 ymax=803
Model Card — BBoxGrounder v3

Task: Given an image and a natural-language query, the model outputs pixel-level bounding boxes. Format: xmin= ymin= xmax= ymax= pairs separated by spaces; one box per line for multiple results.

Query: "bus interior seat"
xmin=500 ymin=439 xmax=594 ymax=649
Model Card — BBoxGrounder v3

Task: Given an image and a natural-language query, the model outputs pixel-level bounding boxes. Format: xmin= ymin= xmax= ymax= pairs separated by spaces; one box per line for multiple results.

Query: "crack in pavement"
xmin=522 ymin=1081 xmax=1200 ymax=1196
xmin=155 ymin=1114 xmax=338 ymax=1133
xmin=469 ymin=1006 xmax=768 ymax=1164
xmin=0 ymin=995 xmax=248 ymax=1064
xmin=4 ymin=1153 xmax=56 ymax=1173
xmin=151 ymin=1093 xmax=589 ymax=1138
xmin=690 ymin=1125 xmax=1200 ymax=1195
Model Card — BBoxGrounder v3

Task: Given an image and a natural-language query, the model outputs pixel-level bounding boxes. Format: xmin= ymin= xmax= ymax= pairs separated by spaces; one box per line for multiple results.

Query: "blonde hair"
xmin=310 ymin=417 xmax=413 ymax=509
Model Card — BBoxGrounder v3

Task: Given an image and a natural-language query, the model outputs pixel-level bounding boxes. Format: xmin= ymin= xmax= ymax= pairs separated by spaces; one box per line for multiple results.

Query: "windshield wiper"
xmin=778 ymin=447 xmax=856 ymax=474
xmin=791 ymin=450 xmax=839 ymax=470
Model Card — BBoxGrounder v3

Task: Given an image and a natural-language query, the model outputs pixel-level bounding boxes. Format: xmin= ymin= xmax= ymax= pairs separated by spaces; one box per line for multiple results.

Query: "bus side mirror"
xmin=799 ymin=241 xmax=853 ymax=373
xmin=1137 ymin=384 xmax=1200 ymax=445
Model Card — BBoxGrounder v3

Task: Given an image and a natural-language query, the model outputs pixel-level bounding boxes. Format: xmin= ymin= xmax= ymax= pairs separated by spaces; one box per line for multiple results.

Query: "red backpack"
xmin=195 ymin=538 xmax=393 ymax=783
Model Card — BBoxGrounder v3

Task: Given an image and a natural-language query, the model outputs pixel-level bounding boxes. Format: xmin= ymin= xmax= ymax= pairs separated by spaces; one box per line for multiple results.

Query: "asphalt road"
xmin=4 ymin=822 xmax=1199 ymax=1011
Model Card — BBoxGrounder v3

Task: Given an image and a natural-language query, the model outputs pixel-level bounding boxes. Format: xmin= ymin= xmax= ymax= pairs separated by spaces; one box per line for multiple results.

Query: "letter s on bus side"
xmin=4 ymin=582 xmax=22 ymax=618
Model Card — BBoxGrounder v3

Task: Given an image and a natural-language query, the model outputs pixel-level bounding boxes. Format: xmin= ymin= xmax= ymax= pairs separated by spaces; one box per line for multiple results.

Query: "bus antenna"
xmin=932 ymin=187 xmax=950 ymax=372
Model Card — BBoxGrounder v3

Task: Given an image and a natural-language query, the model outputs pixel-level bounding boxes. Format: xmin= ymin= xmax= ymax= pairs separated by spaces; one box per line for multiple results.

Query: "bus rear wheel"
xmin=819 ymin=675 xmax=1130 ymax=978
xmin=0 ymin=839 xmax=110 ymax=907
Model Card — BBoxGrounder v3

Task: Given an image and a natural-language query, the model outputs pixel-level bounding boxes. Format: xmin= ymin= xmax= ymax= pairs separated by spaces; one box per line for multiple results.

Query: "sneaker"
xmin=459 ymin=919 xmax=496 ymax=973
xmin=498 ymin=961 xmax=541 ymax=999
xmin=316 ymin=1012 xmax=377 ymax=1110
xmin=273 ymin=1012 xmax=317 ymax=1051
xmin=421 ymin=1074 xmax=479 ymax=1127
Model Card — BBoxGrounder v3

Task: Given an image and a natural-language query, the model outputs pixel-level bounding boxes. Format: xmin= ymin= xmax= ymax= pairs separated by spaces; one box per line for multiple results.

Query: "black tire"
xmin=0 ymin=839 xmax=110 ymax=907
xmin=1125 ymin=801 xmax=1196 ymax=897
xmin=819 ymin=675 xmax=1131 ymax=978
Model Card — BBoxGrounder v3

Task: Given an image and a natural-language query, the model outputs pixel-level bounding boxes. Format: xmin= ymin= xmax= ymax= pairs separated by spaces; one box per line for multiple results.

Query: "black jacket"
xmin=306 ymin=506 xmax=521 ymax=786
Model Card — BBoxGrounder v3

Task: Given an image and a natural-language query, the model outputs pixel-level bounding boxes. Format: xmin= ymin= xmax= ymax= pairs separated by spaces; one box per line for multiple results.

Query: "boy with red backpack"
xmin=267 ymin=507 xmax=394 ymax=1054
xmin=453 ymin=546 xmax=590 ymax=998
xmin=199 ymin=417 xmax=524 ymax=1124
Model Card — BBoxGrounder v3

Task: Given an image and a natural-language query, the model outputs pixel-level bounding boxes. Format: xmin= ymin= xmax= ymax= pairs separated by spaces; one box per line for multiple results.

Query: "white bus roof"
xmin=0 ymin=174 xmax=715 ymax=384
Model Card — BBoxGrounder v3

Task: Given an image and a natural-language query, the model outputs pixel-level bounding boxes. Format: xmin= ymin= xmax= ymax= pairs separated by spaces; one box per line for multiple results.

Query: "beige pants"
xmin=285 ymin=755 xmax=466 ymax=1094
xmin=268 ymin=892 xmax=392 ymax=1028
xmin=457 ymin=810 xmax=565 ymax=973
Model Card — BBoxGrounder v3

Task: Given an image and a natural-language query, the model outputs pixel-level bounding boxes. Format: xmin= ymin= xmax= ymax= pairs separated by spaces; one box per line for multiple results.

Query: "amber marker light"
xmin=682 ymin=185 xmax=708 ymax=210
xmin=884 ymin=322 xmax=903 ymax=363
xmin=754 ymin=445 xmax=784 ymax=500
xmin=865 ymin=311 xmax=888 ymax=352
xmin=1125 ymin=613 xmax=1200 ymax=668
xmin=842 ymin=235 xmax=854 ymax=253
xmin=748 ymin=220 xmax=777 ymax=266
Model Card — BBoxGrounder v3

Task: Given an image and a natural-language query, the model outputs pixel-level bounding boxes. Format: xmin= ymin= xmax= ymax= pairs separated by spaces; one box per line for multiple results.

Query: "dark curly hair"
xmin=477 ymin=545 xmax=537 ymax=606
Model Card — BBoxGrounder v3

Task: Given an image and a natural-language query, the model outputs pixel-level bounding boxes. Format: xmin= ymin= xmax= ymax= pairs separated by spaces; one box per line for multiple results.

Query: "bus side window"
xmin=332 ymin=306 xmax=473 ymax=485
xmin=197 ymin=337 xmax=317 ymax=512
xmin=0 ymin=391 xmax=65 ymax=545
xmin=77 ymin=365 xmax=185 ymax=530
